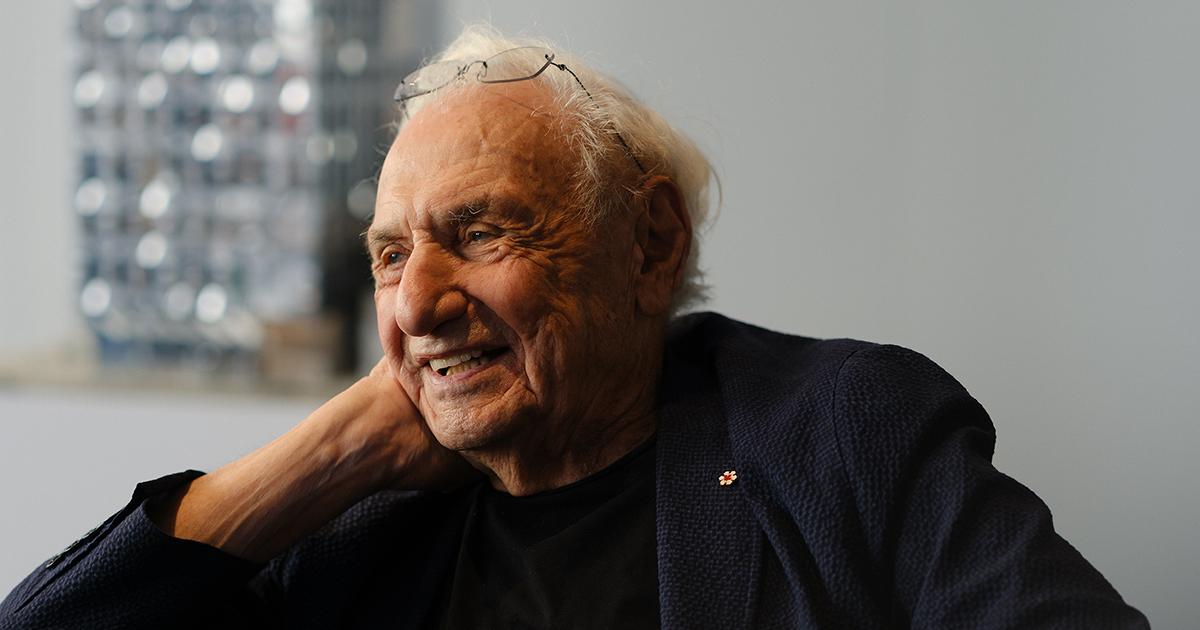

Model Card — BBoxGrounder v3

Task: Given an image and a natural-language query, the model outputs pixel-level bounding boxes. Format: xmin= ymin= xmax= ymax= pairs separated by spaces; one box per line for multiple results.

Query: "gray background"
xmin=2 ymin=1 xmax=1197 ymax=626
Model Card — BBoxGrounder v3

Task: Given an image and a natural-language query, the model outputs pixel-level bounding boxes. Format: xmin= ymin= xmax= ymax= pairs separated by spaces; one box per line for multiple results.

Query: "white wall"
xmin=0 ymin=387 xmax=318 ymax=596
xmin=0 ymin=0 xmax=76 ymax=360
xmin=1 ymin=0 xmax=1197 ymax=627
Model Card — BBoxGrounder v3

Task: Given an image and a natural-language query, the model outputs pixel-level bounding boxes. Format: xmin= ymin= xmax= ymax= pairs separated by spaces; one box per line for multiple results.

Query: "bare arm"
xmin=149 ymin=359 xmax=480 ymax=563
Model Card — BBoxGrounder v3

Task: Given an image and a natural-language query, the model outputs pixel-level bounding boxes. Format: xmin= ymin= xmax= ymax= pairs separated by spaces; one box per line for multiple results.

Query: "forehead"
xmin=373 ymin=83 xmax=575 ymax=231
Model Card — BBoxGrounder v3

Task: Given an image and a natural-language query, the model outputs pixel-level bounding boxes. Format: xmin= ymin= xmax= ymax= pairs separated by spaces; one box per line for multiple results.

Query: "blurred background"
xmin=2 ymin=0 xmax=1197 ymax=626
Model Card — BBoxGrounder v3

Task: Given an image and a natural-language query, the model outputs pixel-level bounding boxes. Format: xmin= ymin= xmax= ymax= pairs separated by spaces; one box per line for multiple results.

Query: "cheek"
xmin=375 ymin=292 xmax=424 ymax=402
xmin=481 ymin=277 xmax=595 ymax=370
xmin=467 ymin=262 xmax=560 ymax=332
xmin=374 ymin=287 xmax=403 ymax=355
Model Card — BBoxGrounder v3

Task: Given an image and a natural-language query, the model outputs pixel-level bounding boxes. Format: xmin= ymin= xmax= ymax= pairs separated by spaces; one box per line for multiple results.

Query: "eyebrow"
xmin=364 ymin=225 xmax=402 ymax=254
xmin=448 ymin=200 xmax=489 ymax=225
xmin=362 ymin=200 xmax=494 ymax=252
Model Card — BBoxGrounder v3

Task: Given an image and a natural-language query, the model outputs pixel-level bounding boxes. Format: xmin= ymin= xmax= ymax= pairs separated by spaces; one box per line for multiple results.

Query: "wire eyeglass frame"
xmin=394 ymin=47 xmax=647 ymax=175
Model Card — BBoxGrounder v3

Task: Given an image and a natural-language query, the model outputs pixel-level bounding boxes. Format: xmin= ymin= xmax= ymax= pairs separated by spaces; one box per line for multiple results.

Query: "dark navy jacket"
xmin=0 ymin=313 xmax=1148 ymax=628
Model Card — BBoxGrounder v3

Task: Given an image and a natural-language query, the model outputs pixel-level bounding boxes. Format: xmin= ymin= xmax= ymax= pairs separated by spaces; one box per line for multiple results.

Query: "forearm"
xmin=151 ymin=377 xmax=407 ymax=563
xmin=0 ymin=473 xmax=264 ymax=629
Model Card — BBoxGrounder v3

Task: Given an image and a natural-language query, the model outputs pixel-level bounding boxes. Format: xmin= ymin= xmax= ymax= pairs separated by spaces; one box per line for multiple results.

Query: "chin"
xmin=424 ymin=407 xmax=511 ymax=452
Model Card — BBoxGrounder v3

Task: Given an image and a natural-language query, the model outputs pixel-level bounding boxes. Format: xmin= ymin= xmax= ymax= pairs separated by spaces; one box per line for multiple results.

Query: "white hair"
xmin=395 ymin=23 xmax=715 ymax=314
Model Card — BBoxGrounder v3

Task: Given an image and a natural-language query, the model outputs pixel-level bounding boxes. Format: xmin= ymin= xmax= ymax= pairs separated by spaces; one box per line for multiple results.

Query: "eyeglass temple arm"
xmin=554 ymin=62 xmax=648 ymax=175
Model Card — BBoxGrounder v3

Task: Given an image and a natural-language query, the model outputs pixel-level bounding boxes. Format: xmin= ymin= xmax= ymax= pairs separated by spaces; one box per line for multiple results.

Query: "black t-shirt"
xmin=426 ymin=436 xmax=659 ymax=629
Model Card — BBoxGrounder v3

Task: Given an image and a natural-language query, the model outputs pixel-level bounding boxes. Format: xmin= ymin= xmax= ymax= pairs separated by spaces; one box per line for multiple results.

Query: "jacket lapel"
xmin=657 ymin=344 xmax=762 ymax=630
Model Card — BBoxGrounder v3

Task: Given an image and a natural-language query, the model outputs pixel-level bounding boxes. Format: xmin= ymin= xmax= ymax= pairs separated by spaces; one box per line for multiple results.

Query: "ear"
xmin=633 ymin=176 xmax=692 ymax=317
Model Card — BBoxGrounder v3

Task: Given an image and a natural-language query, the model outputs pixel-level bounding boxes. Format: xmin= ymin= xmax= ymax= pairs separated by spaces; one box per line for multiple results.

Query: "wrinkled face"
xmin=368 ymin=83 xmax=648 ymax=454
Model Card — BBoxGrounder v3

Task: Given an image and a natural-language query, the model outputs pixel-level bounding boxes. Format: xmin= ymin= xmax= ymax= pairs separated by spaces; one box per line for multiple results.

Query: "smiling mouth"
xmin=429 ymin=348 xmax=508 ymax=376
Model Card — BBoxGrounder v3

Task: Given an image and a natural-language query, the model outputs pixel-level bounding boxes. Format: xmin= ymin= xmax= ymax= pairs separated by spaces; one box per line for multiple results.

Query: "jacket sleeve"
xmin=0 ymin=472 xmax=269 ymax=630
xmin=830 ymin=344 xmax=1149 ymax=629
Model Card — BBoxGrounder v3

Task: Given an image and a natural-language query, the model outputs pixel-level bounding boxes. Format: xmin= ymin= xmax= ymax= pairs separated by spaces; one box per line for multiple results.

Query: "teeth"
xmin=441 ymin=355 xmax=490 ymax=376
xmin=430 ymin=349 xmax=489 ymax=375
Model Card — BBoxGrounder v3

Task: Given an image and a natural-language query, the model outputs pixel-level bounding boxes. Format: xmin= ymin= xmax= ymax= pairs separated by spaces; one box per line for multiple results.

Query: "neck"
xmin=463 ymin=393 xmax=660 ymax=497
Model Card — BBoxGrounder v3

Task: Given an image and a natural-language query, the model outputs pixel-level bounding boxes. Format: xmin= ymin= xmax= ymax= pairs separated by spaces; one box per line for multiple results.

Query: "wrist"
xmin=163 ymin=377 xmax=405 ymax=561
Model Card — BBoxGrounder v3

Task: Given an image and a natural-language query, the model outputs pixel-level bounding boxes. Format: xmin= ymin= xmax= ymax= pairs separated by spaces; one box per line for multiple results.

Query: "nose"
xmin=393 ymin=244 xmax=468 ymax=337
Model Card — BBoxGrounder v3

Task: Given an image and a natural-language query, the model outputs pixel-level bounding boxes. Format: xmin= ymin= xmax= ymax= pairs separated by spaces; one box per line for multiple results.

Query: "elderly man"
xmin=2 ymin=26 xmax=1146 ymax=629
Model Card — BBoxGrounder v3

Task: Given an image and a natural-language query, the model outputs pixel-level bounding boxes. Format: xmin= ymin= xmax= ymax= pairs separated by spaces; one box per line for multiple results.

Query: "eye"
xmin=456 ymin=222 xmax=502 ymax=260
xmin=372 ymin=247 xmax=408 ymax=286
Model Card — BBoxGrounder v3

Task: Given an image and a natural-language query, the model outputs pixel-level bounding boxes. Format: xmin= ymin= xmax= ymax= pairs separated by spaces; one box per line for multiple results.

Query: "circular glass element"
xmin=346 ymin=180 xmax=377 ymax=219
xmin=195 ymin=283 xmax=228 ymax=323
xmin=246 ymin=39 xmax=280 ymax=76
xmin=161 ymin=36 xmax=192 ymax=74
xmin=278 ymin=76 xmax=311 ymax=115
xmin=336 ymin=39 xmax=368 ymax=76
xmin=188 ymin=13 xmax=217 ymax=37
xmin=220 ymin=75 xmax=255 ymax=113
xmin=332 ymin=130 xmax=357 ymax=163
xmin=135 ymin=230 xmax=170 ymax=269
xmin=190 ymin=37 xmax=221 ymax=75
xmin=137 ymin=72 xmax=169 ymax=110
xmin=190 ymin=123 xmax=223 ymax=162
xmin=163 ymin=282 xmax=197 ymax=321
xmin=275 ymin=0 xmax=313 ymax=33
xmin=305 ymin=132 xmax=334 ymax=165
xmin=73 ymin=70 xmax=105 ymax=109
xmin=103 ymin=7 xmax=134 ymax=39
xmin=75 ymin=177 xmax=107 ymax=216
xmin=80 ymin=277 xmax=113 ymax=318
xmin=139 ymin=179 xmax=173 ymax=218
